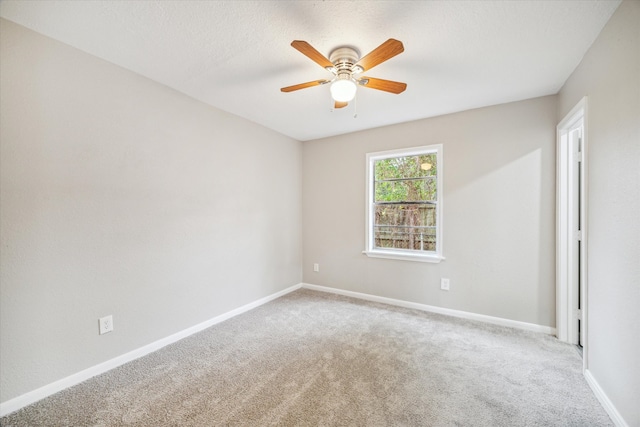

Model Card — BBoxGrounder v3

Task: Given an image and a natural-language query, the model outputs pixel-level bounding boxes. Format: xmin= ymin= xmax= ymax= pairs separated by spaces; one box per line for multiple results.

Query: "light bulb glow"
xmin=330 ymin=79 xmax=357 ymax=102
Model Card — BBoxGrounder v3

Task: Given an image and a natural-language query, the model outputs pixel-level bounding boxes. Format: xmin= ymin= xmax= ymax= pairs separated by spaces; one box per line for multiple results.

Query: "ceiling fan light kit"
xmin=331 ymin=76 xmax=357 ymax=102
xmin=281 ymin=39 xmax=406 ymax=109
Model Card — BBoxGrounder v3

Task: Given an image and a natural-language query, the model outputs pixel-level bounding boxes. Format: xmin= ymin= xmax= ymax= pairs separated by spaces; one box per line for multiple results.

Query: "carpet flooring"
xmin=1 ymin=289 xmax=612 ymax=426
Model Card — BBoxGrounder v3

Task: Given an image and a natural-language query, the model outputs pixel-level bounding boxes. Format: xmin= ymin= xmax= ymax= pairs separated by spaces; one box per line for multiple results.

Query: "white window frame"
xmin=363 ymin=144 xmax=444 ymax=263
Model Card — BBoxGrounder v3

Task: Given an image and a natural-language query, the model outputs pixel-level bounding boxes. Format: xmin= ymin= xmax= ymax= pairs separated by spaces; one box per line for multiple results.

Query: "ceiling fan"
xmin=281 ymin=39 xmax=407 ymax=109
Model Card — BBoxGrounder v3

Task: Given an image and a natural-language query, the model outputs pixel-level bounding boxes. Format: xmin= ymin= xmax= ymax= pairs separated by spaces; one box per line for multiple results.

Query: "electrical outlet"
xmin=440 ymin=278 xmax=450 ymax=291
xmin=313 ymin=263 xmax=320 ymax=272
xmin=99 ymin=315 xmax=113 ymax=335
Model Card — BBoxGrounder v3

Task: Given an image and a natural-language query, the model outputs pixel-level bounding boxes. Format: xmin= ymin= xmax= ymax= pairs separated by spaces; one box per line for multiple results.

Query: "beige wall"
xmin=0 ymin=19 xmax=302 ymax=403
xmin=303 ymin=95 xmax=557 ymax=327
xmin=557 ymin=1 xmax=639 ymax=425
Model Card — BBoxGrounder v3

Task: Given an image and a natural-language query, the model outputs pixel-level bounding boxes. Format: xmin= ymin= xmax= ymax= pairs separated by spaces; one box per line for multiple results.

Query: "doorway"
xmin=556 ymin=97 xmax=588 ymax=365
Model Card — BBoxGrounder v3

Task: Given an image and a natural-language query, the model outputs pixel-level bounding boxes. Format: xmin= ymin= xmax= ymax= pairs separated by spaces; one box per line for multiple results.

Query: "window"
xmin=364 ymin=144 xmax=443 ymax=262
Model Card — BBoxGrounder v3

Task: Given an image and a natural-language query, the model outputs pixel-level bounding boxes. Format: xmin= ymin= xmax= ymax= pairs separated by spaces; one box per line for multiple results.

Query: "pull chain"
xmin=353 ymin=91 xmax=358 ymax=119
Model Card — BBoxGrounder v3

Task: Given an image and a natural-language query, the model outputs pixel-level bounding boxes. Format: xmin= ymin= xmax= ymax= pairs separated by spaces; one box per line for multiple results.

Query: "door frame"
xmin=556 ymin=97 xmax=589 ymax=369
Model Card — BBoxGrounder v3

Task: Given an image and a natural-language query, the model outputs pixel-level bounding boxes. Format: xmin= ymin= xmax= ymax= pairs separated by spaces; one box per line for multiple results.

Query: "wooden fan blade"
xmin=359 ymin=77 xmax=407 ymax=94
xmin=291 ymin=40 xmax=334 ymax=69
xmin=281 ymin=79 xmax=330 ymax=93
xmin=355 ymin=39 xmax=404 ymax=72
xmin=334 ymin=101 xmax=348 ymax=109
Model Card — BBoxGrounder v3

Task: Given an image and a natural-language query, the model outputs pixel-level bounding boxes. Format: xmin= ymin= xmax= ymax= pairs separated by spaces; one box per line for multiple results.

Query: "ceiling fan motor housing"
xmin=329 ymin=47 xmax=361 ymax=77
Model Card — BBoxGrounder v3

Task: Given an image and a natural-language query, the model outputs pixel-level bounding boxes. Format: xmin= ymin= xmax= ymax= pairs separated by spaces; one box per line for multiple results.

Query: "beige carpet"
xmin=1 ymin=289 xmax=612 ymax=426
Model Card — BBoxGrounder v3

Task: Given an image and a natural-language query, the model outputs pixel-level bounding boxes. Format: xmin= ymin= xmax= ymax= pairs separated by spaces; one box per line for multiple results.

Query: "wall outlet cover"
xmin=99 ymin=315 xmax=113 ymax=335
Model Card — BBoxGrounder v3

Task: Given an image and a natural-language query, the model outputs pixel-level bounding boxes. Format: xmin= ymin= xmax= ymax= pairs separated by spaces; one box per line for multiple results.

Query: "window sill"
xmin=362 ymin=250 xmax=445 ymax=263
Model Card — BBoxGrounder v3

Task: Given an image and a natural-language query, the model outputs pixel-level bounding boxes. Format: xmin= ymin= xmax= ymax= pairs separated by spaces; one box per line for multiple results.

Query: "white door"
xmin=556 ymin=97 xmax=588 ymax=359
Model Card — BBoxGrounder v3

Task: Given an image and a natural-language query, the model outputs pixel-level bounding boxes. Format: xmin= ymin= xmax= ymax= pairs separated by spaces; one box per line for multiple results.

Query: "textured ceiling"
xmin=0 ymin=1 xmax=621 ymax=141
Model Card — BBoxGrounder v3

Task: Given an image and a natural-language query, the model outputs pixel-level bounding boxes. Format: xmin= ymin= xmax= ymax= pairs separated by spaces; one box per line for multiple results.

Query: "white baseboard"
xmin=0 ymin=283 xmax=303 ymax=417
xmin=302 ymin=283 xmax=556 ymax=335
xmin=584 ymin=370 xmax=628 ymax=427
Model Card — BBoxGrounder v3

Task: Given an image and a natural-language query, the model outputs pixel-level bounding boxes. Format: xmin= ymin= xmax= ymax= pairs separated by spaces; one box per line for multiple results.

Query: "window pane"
xmin=374 ymin=204 xmax=437 ymax=251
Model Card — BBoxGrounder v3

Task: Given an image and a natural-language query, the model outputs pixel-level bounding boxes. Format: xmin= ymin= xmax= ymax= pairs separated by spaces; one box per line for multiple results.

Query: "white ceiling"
xmin=0 ymin=1 xmax=620 ymax=141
